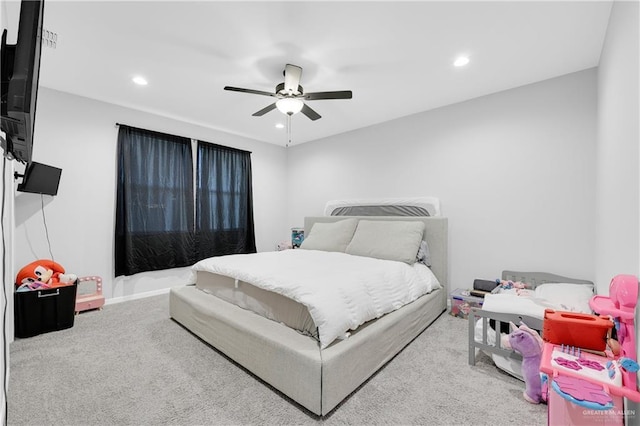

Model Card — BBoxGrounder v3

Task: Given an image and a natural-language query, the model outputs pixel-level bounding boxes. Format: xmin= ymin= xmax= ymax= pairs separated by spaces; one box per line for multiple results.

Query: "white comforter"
xmin=192 ymin=249 xmax=441 ymax=348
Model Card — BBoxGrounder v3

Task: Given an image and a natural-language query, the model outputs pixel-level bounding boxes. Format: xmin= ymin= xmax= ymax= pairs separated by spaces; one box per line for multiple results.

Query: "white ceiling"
xmin=4 ymin=1 xmax=613 ymax=146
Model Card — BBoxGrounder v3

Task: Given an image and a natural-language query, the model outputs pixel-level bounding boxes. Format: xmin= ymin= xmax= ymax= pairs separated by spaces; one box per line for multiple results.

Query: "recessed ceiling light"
xmin=275 ymin=123 xmax=285 ymax=129
xmin=132 ymin=76 xmax=148 ymax=86
xmin=453 ymin=56 xmax=470 ymax=67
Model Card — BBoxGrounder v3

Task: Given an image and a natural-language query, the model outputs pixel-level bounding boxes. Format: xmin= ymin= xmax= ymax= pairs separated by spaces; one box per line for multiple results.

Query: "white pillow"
xmin=534 ymin=283 xmax=594 ymax=313
xmin=299 ymin=219 xmax=358 ymax=252
xmin=345 ymin=220 xmax=425 ymax=264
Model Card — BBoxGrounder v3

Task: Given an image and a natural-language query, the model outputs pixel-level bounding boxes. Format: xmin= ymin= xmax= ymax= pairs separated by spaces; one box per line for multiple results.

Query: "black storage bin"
xmin=14 ymin=282 xmax=77 ymax=338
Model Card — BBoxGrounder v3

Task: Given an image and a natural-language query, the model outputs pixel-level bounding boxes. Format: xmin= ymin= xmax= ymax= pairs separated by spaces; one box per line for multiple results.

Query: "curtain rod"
xmin=114 ymin=123 xmax=252 ymax=154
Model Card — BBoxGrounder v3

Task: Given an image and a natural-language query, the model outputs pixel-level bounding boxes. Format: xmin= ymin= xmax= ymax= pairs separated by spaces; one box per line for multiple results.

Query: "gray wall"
xmin=13 ymin=88 xmax=288 ymax=300
xmin=596 ymin=1 xmax=640 ymax=416
xmin=596 ymin=0 xmax=639 ymax=292
xmin=287 ymin=69 xmax=598 ymax=291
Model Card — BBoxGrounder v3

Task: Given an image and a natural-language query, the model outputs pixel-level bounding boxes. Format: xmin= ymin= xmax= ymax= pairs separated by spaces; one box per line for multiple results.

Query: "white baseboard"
xmin=105 ymin=288 xmax=171 ymax=305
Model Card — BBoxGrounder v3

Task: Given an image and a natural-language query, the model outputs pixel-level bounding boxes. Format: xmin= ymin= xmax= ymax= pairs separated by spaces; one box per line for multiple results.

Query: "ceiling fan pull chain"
xmin=286 ymin=114 xmax=292 ymax=147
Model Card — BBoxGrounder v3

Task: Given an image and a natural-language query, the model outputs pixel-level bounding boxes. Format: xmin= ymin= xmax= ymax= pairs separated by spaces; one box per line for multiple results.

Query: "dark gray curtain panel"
xmin=195 ymin=141 xmax=256 ymax=260
xmin=115 ymin=125 xmax=194 ymax=276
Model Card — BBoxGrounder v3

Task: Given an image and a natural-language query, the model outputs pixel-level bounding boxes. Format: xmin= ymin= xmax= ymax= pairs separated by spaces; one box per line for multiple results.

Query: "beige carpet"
xmin=8 ymin=292 xmax=546 ymax=425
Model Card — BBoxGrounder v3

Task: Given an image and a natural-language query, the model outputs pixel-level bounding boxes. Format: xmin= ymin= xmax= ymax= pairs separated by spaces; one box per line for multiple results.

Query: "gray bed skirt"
xmin=170 ymin=284 xmax=445 ymax=415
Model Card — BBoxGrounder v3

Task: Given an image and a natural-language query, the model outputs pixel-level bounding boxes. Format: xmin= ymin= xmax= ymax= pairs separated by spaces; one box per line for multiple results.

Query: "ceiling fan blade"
xmin=304 ymin=90 xmax=353 ymax=101
xmin=224 ymin=86 xmax=276 ymax=97
xmin=301 ymin=103 xmax=321 ymax=121
xmin=283 ymin=64 xmax=303 ymax=94
xmin=252 ymin=103 xmax=277 ymax=117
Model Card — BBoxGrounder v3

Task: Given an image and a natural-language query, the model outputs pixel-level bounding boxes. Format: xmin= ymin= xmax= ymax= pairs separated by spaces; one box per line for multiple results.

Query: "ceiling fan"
xmin=224 ymin=64 xmax=352 ymax=121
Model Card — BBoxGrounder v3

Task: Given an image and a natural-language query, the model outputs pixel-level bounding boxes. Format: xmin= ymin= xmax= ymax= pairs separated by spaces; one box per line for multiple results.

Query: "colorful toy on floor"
xmin=504 ymin=321 xmax=544 ymax=404
xmin=540 ymin=274 xmax=640 ymax=425
xmin=497 ymin=279 xmax=528 ymax=290
xmin=75 ymin=276 xmax=105 ymax=314
xmin=15 ymin=259 xmax=77 ymax=289
xmin=542 ymin=342 xmax=625 ymax=424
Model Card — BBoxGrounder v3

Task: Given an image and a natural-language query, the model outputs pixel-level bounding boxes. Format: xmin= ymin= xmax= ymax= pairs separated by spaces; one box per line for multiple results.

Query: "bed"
xmin=170 ymin=215 xmax=448 ymax=415
xmin=468 ymin=270 xmax=595 ymax=380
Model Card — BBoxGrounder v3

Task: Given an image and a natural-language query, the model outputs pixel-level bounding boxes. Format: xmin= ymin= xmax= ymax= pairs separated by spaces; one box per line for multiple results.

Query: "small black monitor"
xmin=17 ymin=161 xmax=61 ymax=196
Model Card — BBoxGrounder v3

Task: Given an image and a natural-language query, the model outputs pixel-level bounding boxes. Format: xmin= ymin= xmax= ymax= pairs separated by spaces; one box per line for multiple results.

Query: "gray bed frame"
xmin=468 ymin=270 xmax=594 ymax=367
xmin=170 ymin=216 xmax=448 ymax=416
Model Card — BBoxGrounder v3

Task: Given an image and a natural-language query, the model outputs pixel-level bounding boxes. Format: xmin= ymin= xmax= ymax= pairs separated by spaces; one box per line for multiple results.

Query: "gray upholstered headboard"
xmin=304 ymin=216 xmax=448 ymax=300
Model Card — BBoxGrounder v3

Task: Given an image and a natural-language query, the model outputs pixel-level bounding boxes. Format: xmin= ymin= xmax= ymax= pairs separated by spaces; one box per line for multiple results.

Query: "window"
xmin=195 ymin=141 xmax=256 ymax=260
xmin=115 ymin=126 xmax=255 ymax=277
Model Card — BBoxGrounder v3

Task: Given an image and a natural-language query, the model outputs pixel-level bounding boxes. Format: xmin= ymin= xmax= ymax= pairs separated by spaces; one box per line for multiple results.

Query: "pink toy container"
xmin=543 ymin=309 xmax=612 ymax=351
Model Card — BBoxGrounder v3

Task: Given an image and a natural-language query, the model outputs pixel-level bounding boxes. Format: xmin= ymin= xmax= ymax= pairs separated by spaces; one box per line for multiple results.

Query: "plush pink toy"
xmin=499 ymin=279 xmax=528 ymax=290
xmin=504 ymin=322 xmax=544 ymax=404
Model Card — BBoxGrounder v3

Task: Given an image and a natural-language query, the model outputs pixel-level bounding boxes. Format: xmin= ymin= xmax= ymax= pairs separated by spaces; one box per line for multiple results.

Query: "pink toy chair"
xmin=75 ymin=276 xmax=105 ymax=314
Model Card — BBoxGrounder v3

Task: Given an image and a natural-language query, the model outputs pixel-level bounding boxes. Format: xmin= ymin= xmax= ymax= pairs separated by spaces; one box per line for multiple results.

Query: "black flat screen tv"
xmin=17 ymin=161 xmax=61 ymax=196
xmin=1 ymin=0 xmax=45 ymax=164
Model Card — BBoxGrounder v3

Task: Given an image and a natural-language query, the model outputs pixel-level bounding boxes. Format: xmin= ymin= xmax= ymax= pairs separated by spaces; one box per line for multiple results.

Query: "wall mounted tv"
xmin=17 ymin=161 xmax=61 ymax=196
xmin=1 ymin=0 xmax=45 ymax=164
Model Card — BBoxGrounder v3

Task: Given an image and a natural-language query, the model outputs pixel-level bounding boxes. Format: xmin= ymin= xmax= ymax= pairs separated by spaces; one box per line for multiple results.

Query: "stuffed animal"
xmin=15 ymin=259 xmax=77 ymax=289
xmin=497 ymin=279 xmax=528 ymax=290
xmin=15 ymin=280 xmax=50 ymax=292
xmin=504 ymin=321 xmax=544 ymax=404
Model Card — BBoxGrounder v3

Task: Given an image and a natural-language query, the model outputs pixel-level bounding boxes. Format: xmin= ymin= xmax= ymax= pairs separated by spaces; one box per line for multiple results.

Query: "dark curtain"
xmin=195 ymin=141 xmax=256 ymax=260
xmin=115 ymin=126 xmax=195 ymax=276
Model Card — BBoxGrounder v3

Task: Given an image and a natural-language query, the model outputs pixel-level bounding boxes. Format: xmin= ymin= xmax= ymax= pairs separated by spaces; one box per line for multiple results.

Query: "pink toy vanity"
xmin=540 ymin=275 xmax=640 ymax=426
xmin=75 ymin=276 xmax=105 ymax=314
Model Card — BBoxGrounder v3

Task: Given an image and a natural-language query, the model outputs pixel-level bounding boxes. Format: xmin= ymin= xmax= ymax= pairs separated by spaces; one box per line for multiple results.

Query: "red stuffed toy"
xmin=15 ymin=259 xmax=77 ymax=289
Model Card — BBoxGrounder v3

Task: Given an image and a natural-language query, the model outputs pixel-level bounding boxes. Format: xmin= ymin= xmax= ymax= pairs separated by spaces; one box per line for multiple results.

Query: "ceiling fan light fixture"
xmin=224 ymin=63 xmax=349 ymax=121
xmin=132 ymin=75 xmax=148 ymax=85
xmin=276 ymin=98 xmax=304 ymax=115
xmin=453 ymin=56 xmax=470 ymax=67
